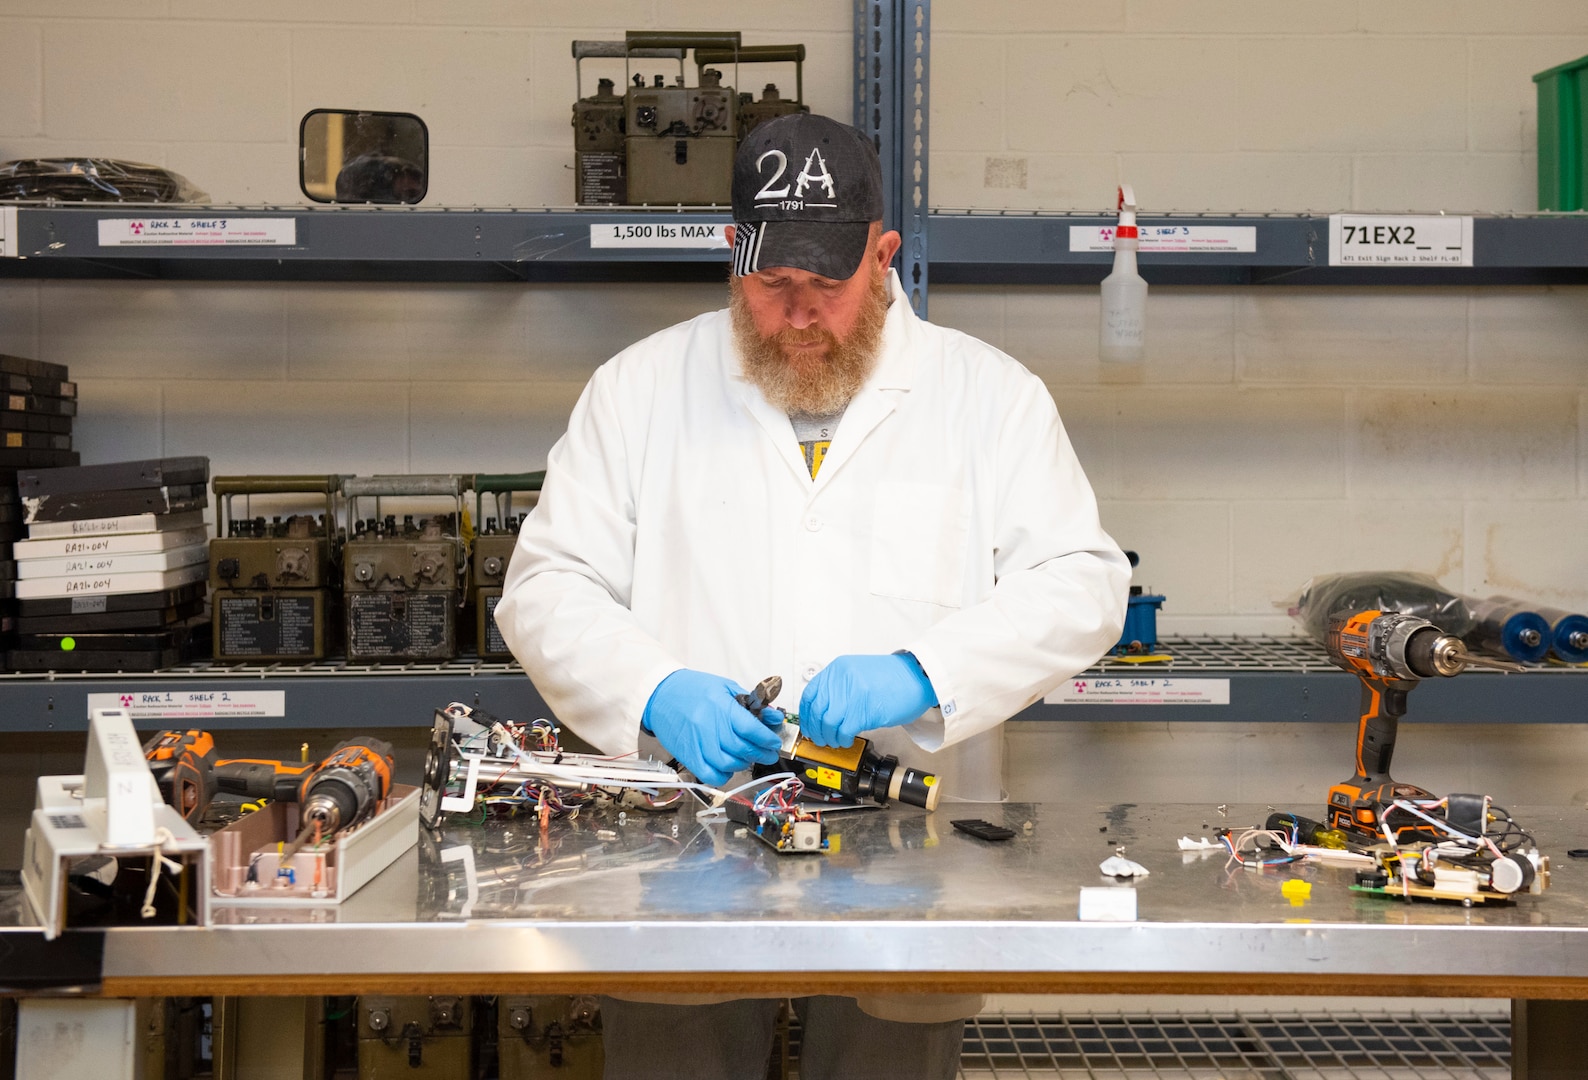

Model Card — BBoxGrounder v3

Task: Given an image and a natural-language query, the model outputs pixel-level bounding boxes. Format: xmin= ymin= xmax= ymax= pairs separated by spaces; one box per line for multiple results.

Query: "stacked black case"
xmin=8 ymin=456 xmax=212 ymax=671
xmin=0 ymin=355 xmax=78 ymax=471
xmin=0 ymin=354 xmax=77 ymax=655
xmin=0 ymin=478 xmax=19 ymax=653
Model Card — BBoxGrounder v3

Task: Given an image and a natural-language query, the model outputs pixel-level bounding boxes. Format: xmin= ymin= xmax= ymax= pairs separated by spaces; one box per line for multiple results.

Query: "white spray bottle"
xmin=1099 ymin=184 xmax=1147 ymax=364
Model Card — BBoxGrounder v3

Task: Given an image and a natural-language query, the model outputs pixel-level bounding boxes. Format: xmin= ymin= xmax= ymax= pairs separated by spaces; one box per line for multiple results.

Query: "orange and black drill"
xmin=145 ymin=732 xmax=392 ymax=843
xmin=1324 ymin=609 xmax=1517 ymax=840
xmin=146 ymin=729 xmax=317 ymax=823
xmin=280 ymin=737 xmax=396 ymax=858
xmin=143 ymin=729 xmax=219 ymax=826
xmin=211 ymin=755 xmax=316 ymax=805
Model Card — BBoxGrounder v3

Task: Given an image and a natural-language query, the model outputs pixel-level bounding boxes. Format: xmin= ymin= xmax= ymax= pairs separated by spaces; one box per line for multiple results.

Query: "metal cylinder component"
xmin=1490 ymin=853 xmax=1536 ymax=894
xmin=1464 ymin=598 xmax=1551 ymax=664
xmin=892 ymin=764 xmax=940 ymax=812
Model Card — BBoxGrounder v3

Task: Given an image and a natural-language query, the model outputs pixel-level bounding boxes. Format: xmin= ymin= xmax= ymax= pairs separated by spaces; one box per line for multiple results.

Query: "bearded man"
xmin=496 ymin=114 xmax=1128 ymax=1080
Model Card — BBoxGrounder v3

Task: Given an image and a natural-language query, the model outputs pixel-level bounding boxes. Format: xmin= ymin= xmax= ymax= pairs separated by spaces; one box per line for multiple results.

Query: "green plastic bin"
xmin=1535 ymin=53 xmax=1588 ymax=211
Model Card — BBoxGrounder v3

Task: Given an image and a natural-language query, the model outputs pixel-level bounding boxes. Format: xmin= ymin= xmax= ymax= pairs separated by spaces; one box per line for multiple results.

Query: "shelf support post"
xmin=854 ymin=0 xmax=930 ymax=316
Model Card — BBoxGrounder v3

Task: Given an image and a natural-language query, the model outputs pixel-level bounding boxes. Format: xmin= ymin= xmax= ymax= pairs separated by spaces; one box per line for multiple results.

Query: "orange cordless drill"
xmin=211 ymin=755 xmax=316 ymax=803
xmin=1324 ymin=609 xmax=1516 ymax=840
xmin=143 ymin=729 xmax=219 ymax=826
xmin=281 ymin=737 xmax=396 ymax=858
xmin=146 ymin=729 xmax=320 ymax=823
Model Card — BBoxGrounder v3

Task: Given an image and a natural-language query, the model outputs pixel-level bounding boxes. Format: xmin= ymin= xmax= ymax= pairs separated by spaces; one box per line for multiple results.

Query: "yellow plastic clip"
xmin=1281 ymin=879 xmax=1312 ymax=907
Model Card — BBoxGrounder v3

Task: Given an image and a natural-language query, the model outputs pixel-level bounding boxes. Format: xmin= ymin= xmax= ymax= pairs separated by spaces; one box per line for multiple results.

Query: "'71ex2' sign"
xmin=1328 ymin=214 xmax=1472 ymax=267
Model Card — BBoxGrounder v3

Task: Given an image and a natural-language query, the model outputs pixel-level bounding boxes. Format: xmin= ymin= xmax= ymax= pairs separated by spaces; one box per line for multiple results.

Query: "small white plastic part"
xmin=1432 ymin=867 xmax=1482 ymax=894
xmin=1100 ymin=854 xmax=1150 ymax=878
xmin=1078 ymin=886 xmax=1137 ymax=921
xmin=1489 ymin=856 xmax=1526 ymax=894
xmin=1100 ymin=183 xmax=1147 ymax=364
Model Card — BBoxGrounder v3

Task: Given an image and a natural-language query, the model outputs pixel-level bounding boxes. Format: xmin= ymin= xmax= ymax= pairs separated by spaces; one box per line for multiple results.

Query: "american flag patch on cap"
xmin=731 ymin=222 xmax=764 ymax=276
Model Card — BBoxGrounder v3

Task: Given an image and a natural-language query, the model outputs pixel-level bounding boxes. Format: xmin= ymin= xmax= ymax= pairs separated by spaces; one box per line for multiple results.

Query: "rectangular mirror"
xmin=299 ymin=109 xmax=428 ymax=204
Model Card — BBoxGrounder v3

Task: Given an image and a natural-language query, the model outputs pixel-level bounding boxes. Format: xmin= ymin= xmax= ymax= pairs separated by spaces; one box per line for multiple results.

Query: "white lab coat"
xmin=496 ymin=270 xmax=1129 ymax=1021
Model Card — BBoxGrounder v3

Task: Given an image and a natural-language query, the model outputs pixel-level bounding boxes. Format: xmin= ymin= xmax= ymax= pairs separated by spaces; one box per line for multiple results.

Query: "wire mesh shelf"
xmin=1089 ymin=637 xmax=1338 ymax=674
xmin=2 ymin=635 xmax=1581 ymax=683
xmin=954 ymin=1011 xmax=1509 ymax=1080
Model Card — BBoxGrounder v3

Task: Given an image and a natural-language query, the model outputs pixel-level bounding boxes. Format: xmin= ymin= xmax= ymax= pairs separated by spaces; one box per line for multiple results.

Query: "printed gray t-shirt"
xmin=790 ymin=410 xmax=845 ymax=478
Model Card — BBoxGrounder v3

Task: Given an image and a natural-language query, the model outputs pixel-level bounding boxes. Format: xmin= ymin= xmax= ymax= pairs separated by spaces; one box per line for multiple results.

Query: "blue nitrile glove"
xmin=641 ymin=669 xmax=784 ymax=787
xmin=798 ymin=653 xmax=938 ymax=749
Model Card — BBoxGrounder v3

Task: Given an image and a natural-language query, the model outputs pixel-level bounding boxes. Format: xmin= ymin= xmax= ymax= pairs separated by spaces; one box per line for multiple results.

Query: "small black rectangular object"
xmin=23 ymin=484 xmax=207 ymax=524
xmin=951 ymin=818 xmax=1015 ymax=841
xmin=0 ymin=392 xmax=77 ymax=417
xmin=5 ymin=646 xmax=180 ymax=672
xmin=16 ymin=582 xmax=204 ymax=617
xmin=0 ymin=410 xmax=72 ymax=434
xmin=15 ymin=600 xmax=202 ymax=634
xmin=18 ymin=456 xmax=208 ymax=498
xmin=0 ymin=374 xmax=76 ymax=401
xmin=0 ymin=354 xmax=69 ymax=383
xmin=0 ymin=448 xmax=78 ymax=469
xmin=16 ymin=625 xmax=199 ymax=652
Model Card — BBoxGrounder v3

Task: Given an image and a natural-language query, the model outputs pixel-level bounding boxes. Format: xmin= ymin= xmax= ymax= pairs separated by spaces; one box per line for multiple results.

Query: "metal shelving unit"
xmin=2 ymin=638 xmax=1582 ymax=733
xmin=0 ymin=2 xmax=1585 ymax=731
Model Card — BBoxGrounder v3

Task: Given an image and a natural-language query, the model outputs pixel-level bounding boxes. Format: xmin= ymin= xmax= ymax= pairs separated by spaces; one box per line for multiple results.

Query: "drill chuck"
xmin=1422 ymin=632 xmax=1472 ymax=677
xmin=1377 ymin=616 xmax=1456 ymax=679
xmin=305 ymin=764 xmax=382 ymax=829
xmin=300 ymin=789 xmax=349 ymax=836
xmin=282 ymin=739 xmax=394 ymax=857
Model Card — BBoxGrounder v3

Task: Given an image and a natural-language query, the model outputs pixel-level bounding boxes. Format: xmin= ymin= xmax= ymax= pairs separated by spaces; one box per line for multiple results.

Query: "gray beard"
xmin=729 ymin=268 xmax=891 ymax=417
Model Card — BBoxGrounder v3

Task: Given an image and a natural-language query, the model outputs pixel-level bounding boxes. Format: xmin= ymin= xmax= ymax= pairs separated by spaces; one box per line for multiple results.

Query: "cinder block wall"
xmin=1 ymin=2 xmax=1586 ymax=809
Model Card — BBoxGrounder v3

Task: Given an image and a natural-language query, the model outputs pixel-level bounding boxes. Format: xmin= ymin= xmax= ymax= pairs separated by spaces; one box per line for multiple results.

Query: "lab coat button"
xmin=805 ymin=516 xmax=822 ymax=531
xmin=803 ymin=666 xmax=818 ymax=680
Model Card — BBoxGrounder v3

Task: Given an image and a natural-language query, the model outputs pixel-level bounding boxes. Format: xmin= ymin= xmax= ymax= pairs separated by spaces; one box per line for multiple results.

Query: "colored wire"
xmin=1220 ymin=828 xmax=1299 ymax=869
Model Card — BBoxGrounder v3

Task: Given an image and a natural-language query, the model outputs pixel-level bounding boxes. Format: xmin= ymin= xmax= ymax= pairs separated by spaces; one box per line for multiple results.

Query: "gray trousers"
xmin=599 ymin=996 xmax=965 ymax=1080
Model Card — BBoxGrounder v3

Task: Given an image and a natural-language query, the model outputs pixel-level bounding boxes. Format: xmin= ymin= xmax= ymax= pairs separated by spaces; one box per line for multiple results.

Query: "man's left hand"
xmin=798 ymin=653 xmax=937 ymax=748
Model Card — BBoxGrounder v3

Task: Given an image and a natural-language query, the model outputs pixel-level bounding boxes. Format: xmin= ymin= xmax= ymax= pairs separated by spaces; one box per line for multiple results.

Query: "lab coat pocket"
xmin=869 ymin=482 xmax=968 ymax=608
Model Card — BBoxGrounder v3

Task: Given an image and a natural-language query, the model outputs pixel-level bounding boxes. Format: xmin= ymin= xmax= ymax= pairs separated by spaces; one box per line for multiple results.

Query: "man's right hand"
xmin=641 ymin=669 xmax=784 ymax=787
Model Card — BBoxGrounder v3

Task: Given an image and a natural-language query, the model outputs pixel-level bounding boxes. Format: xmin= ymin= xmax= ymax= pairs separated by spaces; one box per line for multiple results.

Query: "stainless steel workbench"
xmin=31 ymin=801 xmax=1588 ymax=1000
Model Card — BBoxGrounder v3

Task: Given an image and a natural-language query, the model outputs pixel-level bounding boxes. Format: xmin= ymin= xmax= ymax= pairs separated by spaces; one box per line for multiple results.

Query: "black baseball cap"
xmin=731 ymin=113 xmax=885 ymax=281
